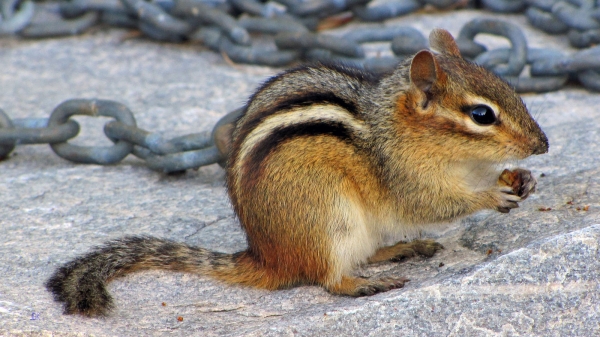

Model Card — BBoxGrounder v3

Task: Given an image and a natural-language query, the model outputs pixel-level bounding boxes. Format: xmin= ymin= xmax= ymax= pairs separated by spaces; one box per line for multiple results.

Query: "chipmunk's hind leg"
xmin=324 ymin=239 xmax=443 ymax=296
xmin=326 ymin=275 xmax=409 ymax=297
xmin=367 ymin=239 xmax=444 ymax=264
xmin=322 ymin=200 xmax=414 ymax=297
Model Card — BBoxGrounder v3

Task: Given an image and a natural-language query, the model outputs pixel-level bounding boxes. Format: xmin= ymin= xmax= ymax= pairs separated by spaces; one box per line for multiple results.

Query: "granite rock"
xmin=1 ymin=10 xmax=599 ymax=337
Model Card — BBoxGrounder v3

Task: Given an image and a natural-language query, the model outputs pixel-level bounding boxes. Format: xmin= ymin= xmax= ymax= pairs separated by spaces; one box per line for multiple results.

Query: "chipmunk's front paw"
xmin=495 ymin=168 xmax=537 ymax=213
xmin=499 ymin=168 xmax=537 ymax=199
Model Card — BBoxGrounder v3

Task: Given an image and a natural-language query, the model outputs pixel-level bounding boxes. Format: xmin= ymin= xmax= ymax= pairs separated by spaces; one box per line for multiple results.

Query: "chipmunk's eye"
xmin=469 ymin=105 xmax=496 ymax=125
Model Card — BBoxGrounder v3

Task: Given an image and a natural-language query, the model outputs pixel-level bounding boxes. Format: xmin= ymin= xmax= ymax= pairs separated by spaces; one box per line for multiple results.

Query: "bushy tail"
xmin=46 ymin=236 xmax=246 ymax=316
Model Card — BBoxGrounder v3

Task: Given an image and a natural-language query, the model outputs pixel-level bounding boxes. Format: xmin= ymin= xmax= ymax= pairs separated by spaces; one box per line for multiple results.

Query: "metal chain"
xmin=1 ymin=0 xmax=600 ymax=92
xmin=1 ymin=0 xmax=600 ymax=171
xmin=0 ymin=99 xmax=240 ymax=172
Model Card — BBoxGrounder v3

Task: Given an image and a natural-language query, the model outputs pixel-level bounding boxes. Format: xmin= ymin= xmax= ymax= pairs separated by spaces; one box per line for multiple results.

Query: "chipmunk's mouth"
xmin=510 ymin=150 xmax=532 ymax=161
xmin=515 ymin=140 xmax=548 ymax=158
xmin=504 ymin=139 xmax=547 ymax=160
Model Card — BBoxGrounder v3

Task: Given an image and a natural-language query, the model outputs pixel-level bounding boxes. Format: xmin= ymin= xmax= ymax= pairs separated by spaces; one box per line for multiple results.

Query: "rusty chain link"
xmin=1 ymin=0 xmax=600 ymax=171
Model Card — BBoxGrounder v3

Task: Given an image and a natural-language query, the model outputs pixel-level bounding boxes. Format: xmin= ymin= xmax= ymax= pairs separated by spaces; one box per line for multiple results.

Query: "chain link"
xmin=47 ymin=99 xmax=137 ymax=165
xmin=2 ymin=0 xmax=600 ymax=170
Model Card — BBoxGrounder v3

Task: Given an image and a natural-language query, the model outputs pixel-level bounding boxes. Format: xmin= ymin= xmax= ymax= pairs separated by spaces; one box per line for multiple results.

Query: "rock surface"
xmin=1 ymin=10 xmax=599 ymax=337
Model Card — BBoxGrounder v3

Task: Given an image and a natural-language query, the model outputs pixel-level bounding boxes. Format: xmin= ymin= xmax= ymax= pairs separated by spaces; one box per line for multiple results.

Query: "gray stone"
xmin=1 ymin=10 xmax=599 ymax=337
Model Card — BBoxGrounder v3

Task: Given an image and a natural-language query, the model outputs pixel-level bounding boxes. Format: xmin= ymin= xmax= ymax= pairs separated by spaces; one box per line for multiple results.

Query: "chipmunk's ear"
xmin=428 ymin=28 xmax=461 ymax=57
xmin=410 ymin=50 xmax=446 ymax=95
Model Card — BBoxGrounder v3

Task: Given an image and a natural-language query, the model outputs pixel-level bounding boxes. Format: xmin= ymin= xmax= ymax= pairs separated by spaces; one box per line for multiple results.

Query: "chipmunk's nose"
xmin=532 ymin=132 xmax=549 ymax=155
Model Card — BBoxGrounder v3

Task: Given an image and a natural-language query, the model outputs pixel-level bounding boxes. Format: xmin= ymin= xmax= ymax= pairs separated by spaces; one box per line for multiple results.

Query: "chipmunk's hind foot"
xmin=407 ymin=239 xmax=444 ymax=258
xmin=327 ymin=276 xmax=409 ymax=297
xmin=368 ymin=239 xmax=444 ymax=263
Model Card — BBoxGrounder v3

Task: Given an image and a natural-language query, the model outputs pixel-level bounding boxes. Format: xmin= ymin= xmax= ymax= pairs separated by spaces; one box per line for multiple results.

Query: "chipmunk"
xmin=46 ymin=29 xmax=548 ymax=316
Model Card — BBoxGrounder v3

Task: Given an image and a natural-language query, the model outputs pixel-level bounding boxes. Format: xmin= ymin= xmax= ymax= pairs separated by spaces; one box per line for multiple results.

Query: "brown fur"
xmin=46 ymin=29 xmax=548 ymax=316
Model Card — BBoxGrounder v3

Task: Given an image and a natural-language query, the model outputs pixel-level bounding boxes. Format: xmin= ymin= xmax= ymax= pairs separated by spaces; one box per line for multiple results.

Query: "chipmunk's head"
xmin=398 ymin=28 xmax=548 ymax=162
